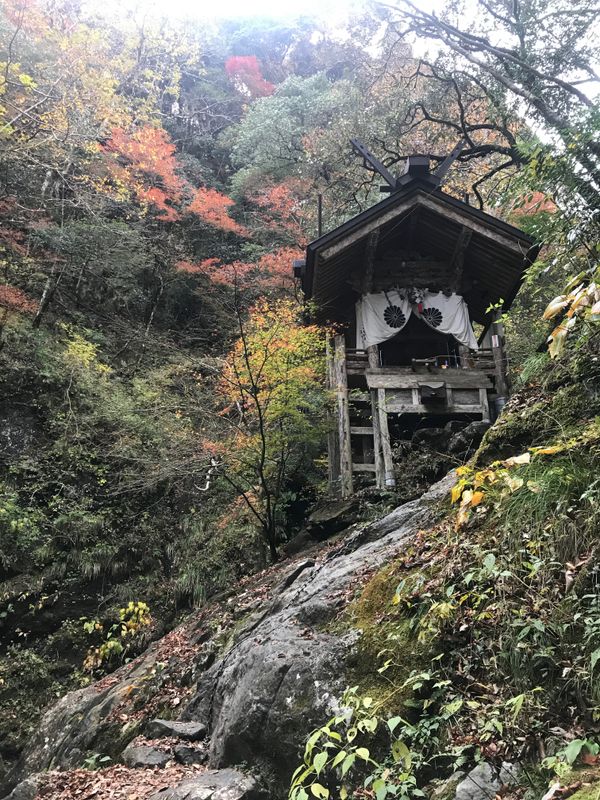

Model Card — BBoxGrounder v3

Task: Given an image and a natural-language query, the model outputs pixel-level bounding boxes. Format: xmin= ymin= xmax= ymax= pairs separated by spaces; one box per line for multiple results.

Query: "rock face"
xmin=305 ymin=496 xmax=360 ymax=540
xmin=1 ymin=474 xmax=454 ymax=799
xmin=447 ymin=421 xmax=490 ymax=458
xmin=454 ymin=762 xmax=519 ymax=800
xmin=148 ymin=768 xmax=264 ymax=800
xmin=146 ymin=720 xmax=207 ymax=742
xmin=122 ymin=744 xmax=171 ymax=768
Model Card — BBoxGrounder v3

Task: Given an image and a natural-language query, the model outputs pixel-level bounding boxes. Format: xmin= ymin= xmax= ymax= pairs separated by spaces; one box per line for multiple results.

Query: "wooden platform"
xmin=327 ymin=336 xmax=495 ymax=497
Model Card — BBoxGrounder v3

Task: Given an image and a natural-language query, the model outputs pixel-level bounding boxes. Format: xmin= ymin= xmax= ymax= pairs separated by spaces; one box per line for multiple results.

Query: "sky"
xmin=93 ymin=0 xmax=441 ymax=24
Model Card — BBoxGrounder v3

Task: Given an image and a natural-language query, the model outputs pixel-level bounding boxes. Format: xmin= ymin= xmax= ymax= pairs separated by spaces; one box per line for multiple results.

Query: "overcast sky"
xmin=89 ymin=0 xmax=441 ymax=24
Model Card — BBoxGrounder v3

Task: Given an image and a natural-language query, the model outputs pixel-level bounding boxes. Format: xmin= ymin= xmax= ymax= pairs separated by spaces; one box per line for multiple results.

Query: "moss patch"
xmin=341 ymin=564 xmax=430 ymax=711
xmin=477 ymin=382 xmax=600 ymax=464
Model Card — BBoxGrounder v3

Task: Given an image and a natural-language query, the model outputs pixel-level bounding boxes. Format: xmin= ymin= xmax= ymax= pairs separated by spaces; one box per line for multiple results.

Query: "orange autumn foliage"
xmin=249 ymin=180 xmax=309 ymax=246
xmin=187 ymin=187 xmax=248 ymax=235
xmin=175 ymin=247 xmax=302 ymax=292
xmin=105 ymin=127 xmax=185 ymax=221
xmin=0 ymin=284 xmax=37 ymax=314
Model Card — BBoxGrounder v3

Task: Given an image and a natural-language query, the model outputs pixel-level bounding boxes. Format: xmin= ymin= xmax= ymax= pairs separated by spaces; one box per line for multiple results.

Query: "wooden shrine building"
xmin=295 ymin=147 xmax=539 ymax=497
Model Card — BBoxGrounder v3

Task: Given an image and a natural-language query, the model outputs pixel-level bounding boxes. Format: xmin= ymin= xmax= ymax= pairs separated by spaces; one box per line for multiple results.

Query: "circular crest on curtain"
xmin=421 ymin=307 xmax=443 ymax=328
xmin=383 ymin=305 xmax=407 ymax=328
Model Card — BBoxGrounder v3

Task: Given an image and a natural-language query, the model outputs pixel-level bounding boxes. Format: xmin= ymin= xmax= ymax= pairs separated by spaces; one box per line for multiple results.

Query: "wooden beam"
xmin=366 ymin=369 xmax=492 ymax=390
xmin=450 ymin=226 xmax=472 ymax=291
xmin=326 ymin=336 xmax=340 ymax=492
xmin=334 ymin=334 xmax=353 ymax=497
xmin=480 ymin=388 xmax=491 ymax=422
xmin=361 ymin=230 xmax=379 ymax=294
xmin=384 ymin=401 xmax=490 ymax=415
xmin=353 ymin=463 xmax=377 ymax=473
xmin=491 ymin=312 xmax=509 ymax=398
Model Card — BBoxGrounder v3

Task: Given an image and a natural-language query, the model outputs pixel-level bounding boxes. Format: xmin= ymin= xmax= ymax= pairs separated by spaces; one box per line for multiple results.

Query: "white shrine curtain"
xmin=356 ymin=291 xmax=477 ymax=350
xmin=356 ymin=291 xmax=412 ymax=349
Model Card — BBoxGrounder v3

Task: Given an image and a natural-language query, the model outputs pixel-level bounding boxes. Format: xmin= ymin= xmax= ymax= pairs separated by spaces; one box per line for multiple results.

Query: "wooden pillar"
xmin=334 ymin=334 xmax=353 ymax=498
xmin=458 ymin=344 xmax=470 ymax=369
xmin=367 ymin=345 xmax=385 ymax=489
xmin=491 ymin=312 xmax=509 ymax=399
xmin=479 ymin=388 xmax=491 ymax=422
xmin=325 ymin=336 xmax=340 ymax=492
xmin=450 ymin=226 xmax=472 ymax=292
xmin=377 ymin=388 xmax=396 ymax=489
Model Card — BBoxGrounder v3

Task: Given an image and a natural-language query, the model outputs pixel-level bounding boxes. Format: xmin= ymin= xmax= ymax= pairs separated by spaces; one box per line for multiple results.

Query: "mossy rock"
xmin=341 ymin=564 xmax=430 ymax=710
xmin=477 ymin=383 xmax=600 ymax=464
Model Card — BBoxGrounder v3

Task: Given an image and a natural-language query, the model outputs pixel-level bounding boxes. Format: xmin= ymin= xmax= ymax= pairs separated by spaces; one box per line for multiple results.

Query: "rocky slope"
xmin=1 ymin=475 xmax=454 ymax=800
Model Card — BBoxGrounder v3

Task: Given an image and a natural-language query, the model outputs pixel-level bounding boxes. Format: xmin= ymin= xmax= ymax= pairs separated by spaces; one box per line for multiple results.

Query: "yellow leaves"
xmin=64 ymin=332 xmax=111 ymax=374
xmin=470 ymin=490 xmax=485 ymax=507
xmin=543 ymin=277 xmax=600 ymax=358
xmin=543 ymin=295 xmax=568 ymax=320
xmin=450 ymin=484 xmax=463 ymax=504
xmin=451 ymin=451 xmax=534 ymax=527
xmin=532 ymin=445 xmax=563 ymax=455
xmin=503 ymin=452 xmax=531 ymax=467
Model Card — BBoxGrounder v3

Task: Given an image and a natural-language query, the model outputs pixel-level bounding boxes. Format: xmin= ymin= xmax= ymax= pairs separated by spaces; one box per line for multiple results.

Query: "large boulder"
xmin=146 ymin=720 xmax=207 ymax=741
xmin=454 ymin=762 xmax=519 ymax=800
xmin=122 ymin=744 xmax=171 ymax=768
xmin=305 ymin=496 xmax=360 ymax=540
xmin=447 ymin=421 xmax=490 ymax=458
xmin=148 ymin=768 xmax=264 ymax=800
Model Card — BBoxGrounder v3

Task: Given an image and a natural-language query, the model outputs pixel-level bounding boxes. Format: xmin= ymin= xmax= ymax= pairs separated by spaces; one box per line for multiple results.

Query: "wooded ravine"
xmin=0 ymin=1 xmax=599 ymax=799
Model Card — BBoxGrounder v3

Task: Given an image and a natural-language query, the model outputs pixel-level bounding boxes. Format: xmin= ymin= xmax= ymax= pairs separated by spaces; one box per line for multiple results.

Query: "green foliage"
xmin=0 ymin=646 xmax=63 ymax=759
xmin=290 ymin=687 xmax=423 ymax=800
xmin=82 ymin=601 xmax=152 ymax=674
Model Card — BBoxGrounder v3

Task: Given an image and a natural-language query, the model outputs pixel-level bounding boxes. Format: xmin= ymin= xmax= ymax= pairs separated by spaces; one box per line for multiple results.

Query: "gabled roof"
xmin=304 ymin=179 xmax=539 ymax=327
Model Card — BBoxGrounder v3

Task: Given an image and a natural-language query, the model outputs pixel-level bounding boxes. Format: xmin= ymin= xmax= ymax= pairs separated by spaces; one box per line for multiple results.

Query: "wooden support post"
xmin=458 ymin=344 xmax=471 ymax=369
xmin=377 ymin=388 xmax=396 ymax=488
xmin=479 ymin=388 xmax=491 ymax=422
xmin=367 ymin=345 xmax=385 ymax=489
xmin=334 ymin=335 xmax=353 ymax=498
xmin=491 ymin=312 xmax=509 ymax=399
xmin=326 ymin=336 xmax=340 ymax=492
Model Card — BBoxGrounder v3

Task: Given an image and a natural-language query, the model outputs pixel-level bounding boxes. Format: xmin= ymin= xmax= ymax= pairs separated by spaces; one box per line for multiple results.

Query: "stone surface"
xmin=146 ymin=719 xmax=207 ymax=742
xmin=174 ymin=745 xmax=208 ymax=766
xmin=305 ymin=497 xmax=359 ymax=540
xmin=147 ymin=768 xmax=263 ymax=800
xmin=454 ymin=762 xmax=519 ymax=800
xmin=411 ymin=426 xmax=449 ymax=448
xmin=122 ymin=744 xmax=171 ymax=768
xmin=182 ymin=475 xmax=454 ymax=783
xmin=1 ymin=777 xmax=39 ymax=800
xmin=0 ymin=408 xmax=39 ymax=463
xmin=447 ymin=421 xmax=490 ymax=458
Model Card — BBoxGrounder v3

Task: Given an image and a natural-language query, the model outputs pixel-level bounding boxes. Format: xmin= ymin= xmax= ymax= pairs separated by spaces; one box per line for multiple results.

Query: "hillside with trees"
xmin=0 ymin=1 xmax=599 ymax=799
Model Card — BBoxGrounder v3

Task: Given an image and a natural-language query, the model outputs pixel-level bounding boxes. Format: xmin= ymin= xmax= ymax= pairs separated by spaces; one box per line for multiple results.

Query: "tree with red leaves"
xmin=104 ymin=127 xmax=186 ymax=222
xmin=187 ymin=187 xmax=248 ymax=235
xmin=175 ymin=246 xmax=302 ymax=295
xmin=0 ymin=284 xmax=36 ymax=346
xmin=225 ymin=55 xmax=275 ymax=99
